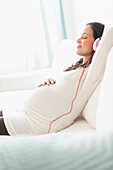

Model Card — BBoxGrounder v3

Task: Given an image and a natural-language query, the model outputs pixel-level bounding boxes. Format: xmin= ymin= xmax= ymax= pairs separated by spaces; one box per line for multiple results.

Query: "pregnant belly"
xmin=24 ymin=79 xmax=75 ymax=118
xmin=24 ymin=69 xmax=85 ymax=119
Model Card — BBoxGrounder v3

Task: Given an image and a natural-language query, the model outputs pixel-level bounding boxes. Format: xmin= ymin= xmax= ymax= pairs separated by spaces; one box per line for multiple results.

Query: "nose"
xmin=76 ymin=36 xmax=81 ymax=43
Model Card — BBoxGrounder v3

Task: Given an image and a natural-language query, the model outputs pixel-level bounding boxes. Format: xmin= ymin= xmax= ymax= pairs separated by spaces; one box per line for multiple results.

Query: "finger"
xmin=42 ymin=81 xmax=47 ymax=86
xmin=38 ymin=84 xmax=42 ymax=87
xmin=47 ymin=80 xmax=50 ymax=86
xmin=51 ymin=80 xmax=55 ymax=85
xmin=50 ymin=79 xmax=56 ymax=85
xmin=45 ymin=79 xmax=52 ymax=86
xmin=38 ymin=81 xmax=47 ymax=87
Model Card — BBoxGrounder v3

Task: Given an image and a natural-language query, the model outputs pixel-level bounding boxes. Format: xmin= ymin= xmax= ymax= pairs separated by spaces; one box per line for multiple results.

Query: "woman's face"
xmin=76 ymin=25 xmax=95 ymax=58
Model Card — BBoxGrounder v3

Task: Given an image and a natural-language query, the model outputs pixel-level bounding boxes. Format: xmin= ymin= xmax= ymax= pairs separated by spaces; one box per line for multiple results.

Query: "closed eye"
xmin=82 ymin=35 xmax=88 ymax=39
xmin=82 ymin=33 xmax=88 ymax=39
xmin=82 ymin=36 xmax=87 ymax=39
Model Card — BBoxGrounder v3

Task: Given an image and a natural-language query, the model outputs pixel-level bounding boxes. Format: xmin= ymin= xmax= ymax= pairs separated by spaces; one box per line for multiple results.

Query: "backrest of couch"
xmin=96 ymin=47 xmax=113 ymax=132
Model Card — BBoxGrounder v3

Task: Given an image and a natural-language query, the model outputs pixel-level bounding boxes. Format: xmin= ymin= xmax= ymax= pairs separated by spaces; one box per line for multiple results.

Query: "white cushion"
xmin=96 ymin=47 xmax=113 ymax=132
xmin=82 ymin=80 xmax=102 ymax=128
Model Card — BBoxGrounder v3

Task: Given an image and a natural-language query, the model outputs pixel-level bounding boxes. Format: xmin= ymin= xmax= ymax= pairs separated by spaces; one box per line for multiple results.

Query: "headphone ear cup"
xmin=93 ymin=38 xmax=101 ymax=51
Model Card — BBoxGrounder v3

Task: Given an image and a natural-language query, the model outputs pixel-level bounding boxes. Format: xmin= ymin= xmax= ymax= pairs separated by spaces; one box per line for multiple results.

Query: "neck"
xmin=83 ymin=51 xmax=95 ymax=63
xmin=83 ymin=56 xmax=90 ymax=63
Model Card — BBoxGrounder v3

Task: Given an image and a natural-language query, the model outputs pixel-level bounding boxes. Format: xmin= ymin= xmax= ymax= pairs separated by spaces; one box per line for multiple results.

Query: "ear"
xmin=93 ymin=38 xmax=101 ymax=51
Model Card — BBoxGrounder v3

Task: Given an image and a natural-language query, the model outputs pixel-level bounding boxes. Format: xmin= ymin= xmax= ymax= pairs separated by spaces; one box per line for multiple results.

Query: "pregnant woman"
xmin=0 ymin=22 xmax=104 ymax=135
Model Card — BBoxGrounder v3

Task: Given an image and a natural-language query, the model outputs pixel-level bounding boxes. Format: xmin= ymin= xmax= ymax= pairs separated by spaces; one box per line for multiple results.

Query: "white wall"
xmin=62 ymin=0 xmax=113 ymax=39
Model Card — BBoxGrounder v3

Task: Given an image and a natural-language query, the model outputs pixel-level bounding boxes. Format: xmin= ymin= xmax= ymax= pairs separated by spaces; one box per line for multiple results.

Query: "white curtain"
xmin=0 ymin=0 xmax=66 ymax=75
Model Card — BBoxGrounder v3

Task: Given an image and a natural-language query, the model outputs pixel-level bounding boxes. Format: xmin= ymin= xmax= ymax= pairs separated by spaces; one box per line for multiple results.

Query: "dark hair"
xmin=64 ymin=22 xmax=104 ymax=71
xmin=87 ymin=22 xmax=104 ymax=40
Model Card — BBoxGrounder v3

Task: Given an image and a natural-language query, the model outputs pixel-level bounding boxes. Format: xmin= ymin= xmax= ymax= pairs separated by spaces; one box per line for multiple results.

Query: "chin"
xmin=76 ymin=51 xmax=82 ymax=56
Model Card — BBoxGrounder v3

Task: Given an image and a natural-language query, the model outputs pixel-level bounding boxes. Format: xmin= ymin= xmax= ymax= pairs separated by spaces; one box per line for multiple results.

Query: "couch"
xmin=0 ymin=27 xmax=113 ymax=170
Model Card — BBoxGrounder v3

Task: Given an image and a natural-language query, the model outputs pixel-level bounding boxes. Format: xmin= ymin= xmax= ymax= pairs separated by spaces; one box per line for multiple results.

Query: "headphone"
xmin=93 ymin=38 xmax=101 ymax=51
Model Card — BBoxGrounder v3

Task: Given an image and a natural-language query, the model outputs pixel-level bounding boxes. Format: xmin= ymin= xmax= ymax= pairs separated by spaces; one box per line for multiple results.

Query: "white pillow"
xmin=96 ymin=47 xmax=113 ymax=133
xmin=82 ymin=80 xmax=102 ymax=128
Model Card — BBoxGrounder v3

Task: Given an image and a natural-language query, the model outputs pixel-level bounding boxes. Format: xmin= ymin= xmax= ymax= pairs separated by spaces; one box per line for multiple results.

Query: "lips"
xmin=77 ymin=45 xmax=82 ymax=48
